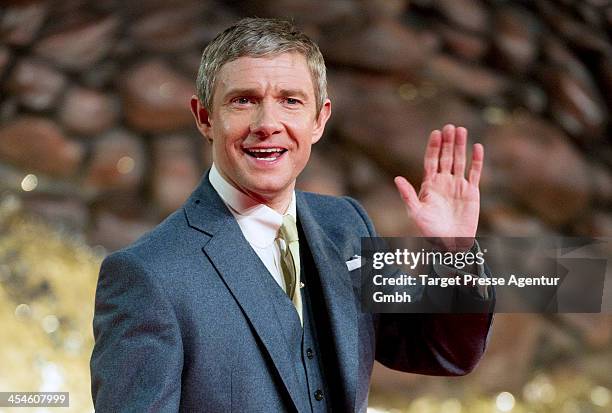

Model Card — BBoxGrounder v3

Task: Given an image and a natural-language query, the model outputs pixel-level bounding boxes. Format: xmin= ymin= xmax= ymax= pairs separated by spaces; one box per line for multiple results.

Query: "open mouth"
xmin=243 ymin=147 xmax=288 ymax=161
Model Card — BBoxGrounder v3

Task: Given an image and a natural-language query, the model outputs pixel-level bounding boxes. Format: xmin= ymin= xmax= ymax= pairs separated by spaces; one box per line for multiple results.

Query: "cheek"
xmin=288 ymin=110 xmax=314 ymax=126
xmin=220 ymin=118 xmax=245 ymax=140
xmin=215 ymin=108 xmax=250 ymax=134
xmin=284 ymin=115 xmax=317 ymax=139
xmin=214 ymin=117 xmax=250 ymax=154
xmin=294 ymin=145 xmax=312 ymax=169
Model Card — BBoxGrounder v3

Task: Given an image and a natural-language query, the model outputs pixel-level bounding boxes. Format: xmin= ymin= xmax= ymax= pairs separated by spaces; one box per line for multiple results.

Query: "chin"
xmin=251 ymin=183 xmax=288 ymax=198
xmin=246 ymin=178 xmax=291 ymax=198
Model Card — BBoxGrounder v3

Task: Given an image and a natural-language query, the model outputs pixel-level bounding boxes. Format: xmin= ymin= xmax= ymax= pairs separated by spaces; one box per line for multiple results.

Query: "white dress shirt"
xmin=209 ymin=163 xmax=296 ymax=292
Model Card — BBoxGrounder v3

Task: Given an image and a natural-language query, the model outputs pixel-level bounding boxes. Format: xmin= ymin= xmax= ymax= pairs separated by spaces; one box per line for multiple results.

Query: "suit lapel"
xmin=297 ymin=193 xmax=358 ymax=413
xmin=183 ymin=174 xmax=309 ymax=413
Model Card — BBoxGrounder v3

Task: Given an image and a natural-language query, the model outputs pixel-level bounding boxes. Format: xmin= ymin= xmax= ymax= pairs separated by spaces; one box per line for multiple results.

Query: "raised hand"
xmin=394 ymin=124 xmax=484 ymax=251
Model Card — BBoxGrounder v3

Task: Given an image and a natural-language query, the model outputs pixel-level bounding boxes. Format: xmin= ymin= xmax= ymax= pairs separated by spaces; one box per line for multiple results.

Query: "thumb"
xmin=394 ymin=176 xmax=420 ymax=213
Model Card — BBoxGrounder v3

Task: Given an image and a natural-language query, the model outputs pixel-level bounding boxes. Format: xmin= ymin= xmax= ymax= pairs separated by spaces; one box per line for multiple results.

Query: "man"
xmin=90 ymin=17 xmax=493 ymax=412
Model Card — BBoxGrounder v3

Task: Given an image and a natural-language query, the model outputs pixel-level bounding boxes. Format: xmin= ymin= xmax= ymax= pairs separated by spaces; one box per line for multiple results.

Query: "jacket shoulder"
xmin=102 ymin=208 xmax=191 ymax=272
xmin=298 ymin=191 xmax=375 ymax=237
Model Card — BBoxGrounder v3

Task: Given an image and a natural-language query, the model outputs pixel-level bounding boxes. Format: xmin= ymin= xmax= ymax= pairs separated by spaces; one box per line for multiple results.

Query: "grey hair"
xmin=196 ymin=17 xmax=328 ymax=114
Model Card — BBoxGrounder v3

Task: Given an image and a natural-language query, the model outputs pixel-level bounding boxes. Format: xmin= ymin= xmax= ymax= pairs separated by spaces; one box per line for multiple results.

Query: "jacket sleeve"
xmin=90 ymin=250 xmax=183 ymax=412
xmin=343 ymin=196 xmax=494 ymax=376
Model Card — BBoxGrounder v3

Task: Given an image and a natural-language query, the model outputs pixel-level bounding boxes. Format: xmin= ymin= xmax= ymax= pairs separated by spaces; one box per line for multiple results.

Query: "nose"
xmin=250 ymin=101 xmax=282 ymax=138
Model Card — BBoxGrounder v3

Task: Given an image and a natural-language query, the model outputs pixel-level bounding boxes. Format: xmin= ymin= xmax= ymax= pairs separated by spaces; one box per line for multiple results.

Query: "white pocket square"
xmin=345 ymin=255 xmax=363 ymax=271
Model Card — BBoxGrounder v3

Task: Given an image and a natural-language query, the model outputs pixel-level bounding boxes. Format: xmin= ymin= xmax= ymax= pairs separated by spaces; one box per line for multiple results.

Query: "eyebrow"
xmin=222 ymin=88 xmax=309 ymax=101
xmin=278 ymin=89 xmax=309 ymax=100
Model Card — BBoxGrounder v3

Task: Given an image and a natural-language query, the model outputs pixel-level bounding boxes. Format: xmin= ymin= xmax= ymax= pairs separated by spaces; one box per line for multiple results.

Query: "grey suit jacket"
xmin=90 ymin=172 xmax=494 ymax=412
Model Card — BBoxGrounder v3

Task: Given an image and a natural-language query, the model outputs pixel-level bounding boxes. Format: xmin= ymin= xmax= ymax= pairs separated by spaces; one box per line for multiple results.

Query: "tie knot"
xmin=279 ymin=214 xmax=299 ymax=243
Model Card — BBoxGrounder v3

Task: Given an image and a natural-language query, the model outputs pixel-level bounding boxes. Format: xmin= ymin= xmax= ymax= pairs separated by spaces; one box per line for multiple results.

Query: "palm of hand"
xmin=413 ymin=173 xmax=479 ymax=239
xmin=395 ymin=125 xmax=484 ymax=250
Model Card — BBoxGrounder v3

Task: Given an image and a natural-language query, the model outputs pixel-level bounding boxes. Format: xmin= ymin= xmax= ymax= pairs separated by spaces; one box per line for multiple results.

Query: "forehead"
xmin=215 ymin=53 xmax=315 ymax=96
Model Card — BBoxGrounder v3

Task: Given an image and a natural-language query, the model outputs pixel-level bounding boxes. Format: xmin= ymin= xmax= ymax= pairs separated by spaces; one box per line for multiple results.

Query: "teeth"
xmin=248 ymin=148 xmax=283 ymax=153
xmin=245 ymin=147 xmax=285 ymax=161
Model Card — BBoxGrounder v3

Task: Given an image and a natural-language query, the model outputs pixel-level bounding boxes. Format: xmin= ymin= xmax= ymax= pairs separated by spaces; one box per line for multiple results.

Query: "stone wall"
xmin=1 ymin=0 xmax=611 ymax=249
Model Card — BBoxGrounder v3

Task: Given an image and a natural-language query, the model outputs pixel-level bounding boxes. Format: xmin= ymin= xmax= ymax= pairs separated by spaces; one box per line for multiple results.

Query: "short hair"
xmin=196 ymin=17 xmax=327 ymax=114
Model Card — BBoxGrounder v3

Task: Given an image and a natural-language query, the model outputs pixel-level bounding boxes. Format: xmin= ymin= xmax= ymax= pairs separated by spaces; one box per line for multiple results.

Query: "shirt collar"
xmin=209 ymin=163 xmax=296 ymax=248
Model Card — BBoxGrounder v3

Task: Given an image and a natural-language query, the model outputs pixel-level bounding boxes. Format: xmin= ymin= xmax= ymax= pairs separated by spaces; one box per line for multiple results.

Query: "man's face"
xmin=191 ymin=52 xmax=331 ymax=209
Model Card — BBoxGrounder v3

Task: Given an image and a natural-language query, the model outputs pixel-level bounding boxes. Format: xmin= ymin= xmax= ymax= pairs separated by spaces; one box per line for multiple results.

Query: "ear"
xmin=311 ymin=99 xmax=332 ymax=144
xmin=190 ymin=95 xmax=213 ymax=142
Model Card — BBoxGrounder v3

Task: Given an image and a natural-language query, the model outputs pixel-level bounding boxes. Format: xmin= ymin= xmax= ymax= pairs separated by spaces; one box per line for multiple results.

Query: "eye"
xmin=230 ymin=96 xmax=256 ymax=107
xmin=234 ymin=97 xmax=251 ymax=104
xmin=284 ymin=97 xmax=301 ymax=105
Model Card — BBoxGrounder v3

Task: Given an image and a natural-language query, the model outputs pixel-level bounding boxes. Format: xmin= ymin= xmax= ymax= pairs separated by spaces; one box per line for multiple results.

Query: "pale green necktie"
xmin=277 ymin=214 xmax=302 ymax=323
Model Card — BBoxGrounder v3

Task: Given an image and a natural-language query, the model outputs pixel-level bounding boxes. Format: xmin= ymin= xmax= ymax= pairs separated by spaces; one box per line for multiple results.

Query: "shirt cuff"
xmin=433 ymin=239 xmax=490 ymax=300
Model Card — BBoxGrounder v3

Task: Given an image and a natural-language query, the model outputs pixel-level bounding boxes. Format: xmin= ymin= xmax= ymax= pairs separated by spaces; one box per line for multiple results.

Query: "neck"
xmin=242 ymin=187 xmax=293 ymax=214
xmin=261 ymin=194 xmax=292 ymax=214
xmin=215 ymin=167 xmax=293 ymax=214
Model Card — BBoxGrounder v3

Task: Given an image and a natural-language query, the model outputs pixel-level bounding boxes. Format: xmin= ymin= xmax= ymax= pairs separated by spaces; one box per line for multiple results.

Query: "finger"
xmin=468 ymin=143 xmax=484 ymax=186
xmin=423 ymin=130 xmax=441 ymax=179
xmin=452 ymin=126 xmax=467 ymax=177
xmin=394 ymin=176 xmax=420 ymax=213
xmin=439 ymin=124 xmax=455 ymax=173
